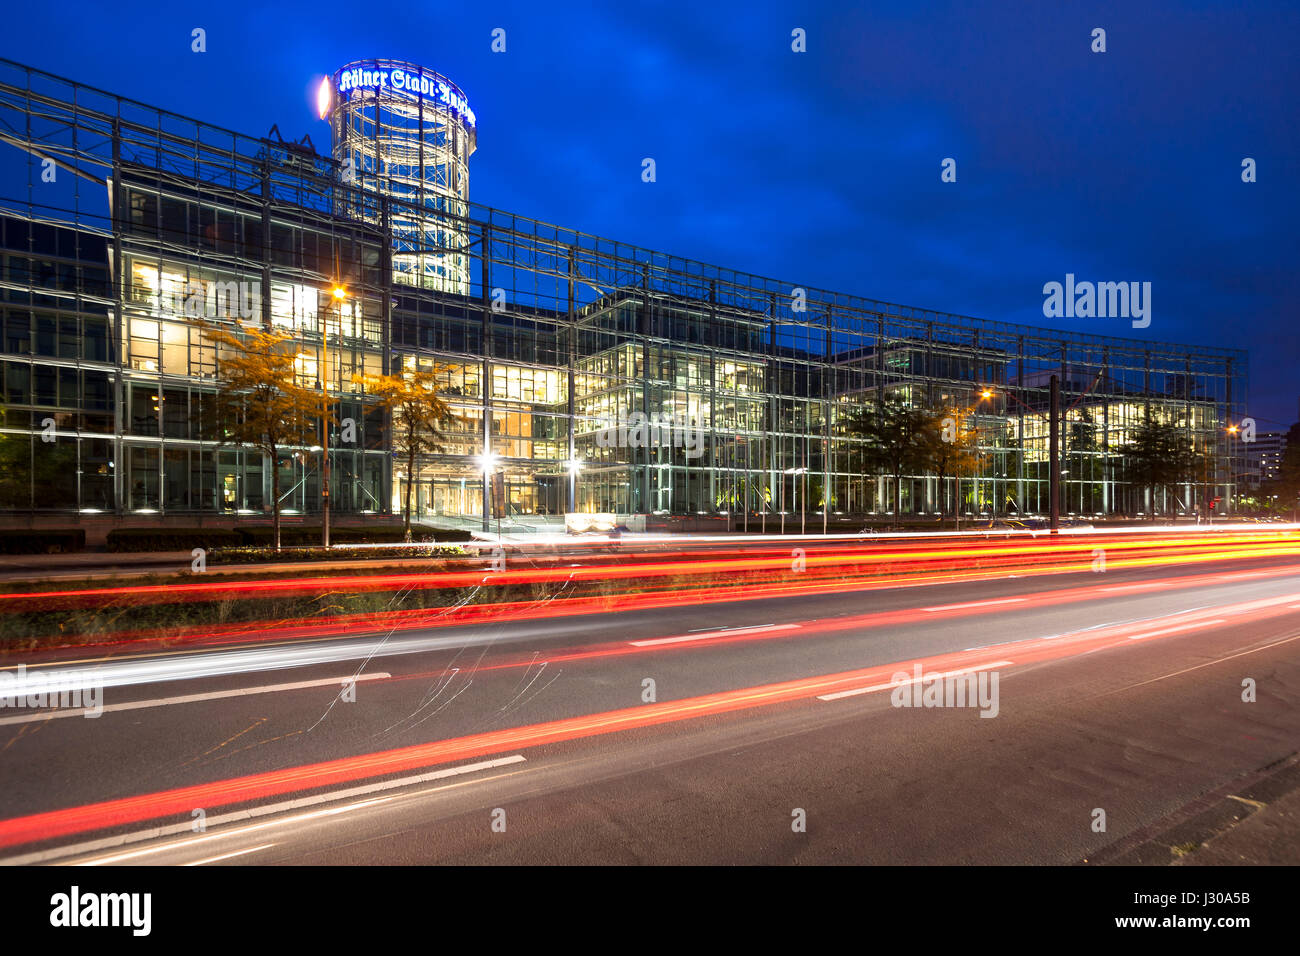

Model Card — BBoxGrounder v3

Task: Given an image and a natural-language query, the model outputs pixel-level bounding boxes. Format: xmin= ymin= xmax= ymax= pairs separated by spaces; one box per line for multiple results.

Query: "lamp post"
xmin=976 ymin=382 xmax=1062 ymax=532
xmin=323 ymin=285 xmax=346 ymax=549
xmin=953 ymin=390 xmax=992 ymax=532
xmin=565 ymin=456 xmax=583 ymax=515
xmin=477 ymin=451 xmax=500 ymax=538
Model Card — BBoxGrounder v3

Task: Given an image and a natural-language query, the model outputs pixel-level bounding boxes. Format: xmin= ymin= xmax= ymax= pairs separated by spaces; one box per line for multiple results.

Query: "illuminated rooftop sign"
xmin=334 ymin=63 xmax=476 ymax=127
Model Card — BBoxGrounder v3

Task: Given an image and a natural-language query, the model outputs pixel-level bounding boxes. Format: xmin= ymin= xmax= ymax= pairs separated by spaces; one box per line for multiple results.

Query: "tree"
xmin=196 ymin=321 xmax=326 ymax=550
xmin=0 ymin=406 xmax=78 ymax=509
xmin=930 ymin=410 xmax=981 ymax=528
xmin=1120 ymin=411 xmax=1197 ymax=521
xmin=0 ymin=405 xmax=30 ymax=508
xmin=354 ymin=365 xmax=457 ymax=541
xmin=842 ymin=394 xmax=940 ymax=523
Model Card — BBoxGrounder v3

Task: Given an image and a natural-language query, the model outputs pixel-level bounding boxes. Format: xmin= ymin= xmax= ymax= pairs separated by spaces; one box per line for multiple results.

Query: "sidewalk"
xmin=1174 ymin=756 xmax=1300 ymax=866
xmin=1096 ymin=752 xmax=1300 ymax=865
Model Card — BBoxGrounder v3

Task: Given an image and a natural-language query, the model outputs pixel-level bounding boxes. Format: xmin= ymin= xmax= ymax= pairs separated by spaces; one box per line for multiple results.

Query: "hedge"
xmin=235 ymin=526 xmax=410 ymax=546
xmin=106 ymin=528 xmax=243 ymax=552
xmin=0 ymin=528 xmax=86 ymax=554
xmin=105 ymin=525 xmax=472 ymax=552
xmin=208 ymin=544 xmax=465 ymax=564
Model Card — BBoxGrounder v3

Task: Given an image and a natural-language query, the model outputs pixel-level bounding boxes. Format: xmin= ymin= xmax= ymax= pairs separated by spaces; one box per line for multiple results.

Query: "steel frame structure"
xmin=324 ymin=59 xmax=475 ymax=295
xmin=0 ymin=58 xmax=1248 ymax=524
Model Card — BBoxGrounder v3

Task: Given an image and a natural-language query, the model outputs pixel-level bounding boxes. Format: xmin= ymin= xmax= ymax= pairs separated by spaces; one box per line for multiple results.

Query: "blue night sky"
xmin=3 ymin=1 xmax=1297 ymax=426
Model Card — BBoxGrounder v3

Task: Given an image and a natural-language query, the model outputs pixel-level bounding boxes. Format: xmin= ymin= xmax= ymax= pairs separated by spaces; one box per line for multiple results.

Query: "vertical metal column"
xmin=566 ymin=248 xmax=576 ymax=515
xmin=823 ymin=307 xmax=832 ymax=535
xmin=380 ymin=198 xmax=393 ymax=517
xmin=640 ymin=264 xmax=651 ymax=514
xmin=1049 ymin=374 xmax=1060 ymax=533
xmin=708 ymin=280 xmax=717 ymax=519
xmin=322 ymin=302 xmax=331 ymax=548
xmin=110 ymin=116 xmax=125 ymax=515
xmin=481 ymin=225 xmax=492 ymax=532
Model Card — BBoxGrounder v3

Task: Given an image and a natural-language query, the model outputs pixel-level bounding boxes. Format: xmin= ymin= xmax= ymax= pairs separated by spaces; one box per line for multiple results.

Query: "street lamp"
xmin=565 ymin=457 xmax=583 ymax=515
xmin=1220 ymin=422 xmax=1247 ymax=523
xmin=978 ymin=380 xmax=1063 ymax=531
xmin=476 ymin=451 xmax=501 ymax=535
xmin=321 ymin=285 xmax=346 ymax=549
xmin=953 ymin=389 xmax=991 ymax=532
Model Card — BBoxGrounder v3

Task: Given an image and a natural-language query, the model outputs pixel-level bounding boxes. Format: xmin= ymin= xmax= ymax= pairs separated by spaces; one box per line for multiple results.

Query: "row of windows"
xmin=1 ymin=308 xmax=113 ymax=361
xmin=1 ymin=362 xmax=110 ymax=411
xmin=3 ymin=253 xmax=111 ymax=299
xmin=0 ymin=218 xmax=108 ymax=262
xmin=125 ymin=187 xmax=381 ymax=281
xmin=0 ymin=437 xmax=388 ymax=513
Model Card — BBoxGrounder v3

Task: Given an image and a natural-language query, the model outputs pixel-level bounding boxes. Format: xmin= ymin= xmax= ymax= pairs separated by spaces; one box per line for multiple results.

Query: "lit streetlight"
xmin=321 ymin=284 xmax=346 ymax=549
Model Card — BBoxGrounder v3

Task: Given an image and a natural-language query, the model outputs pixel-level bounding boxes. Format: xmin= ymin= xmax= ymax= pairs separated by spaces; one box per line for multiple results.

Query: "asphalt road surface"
xmin=2 ymin=550 xmax=1298 ymax=865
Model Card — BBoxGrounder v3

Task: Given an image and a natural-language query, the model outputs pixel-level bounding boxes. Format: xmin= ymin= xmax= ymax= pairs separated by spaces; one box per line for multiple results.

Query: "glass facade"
xmin=0 ymin=60 xmax=1248 ymax=523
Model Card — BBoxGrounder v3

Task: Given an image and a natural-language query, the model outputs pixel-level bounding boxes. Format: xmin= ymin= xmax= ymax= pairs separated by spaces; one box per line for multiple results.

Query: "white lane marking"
xmin=966 ymin=635 xmax=1061 ymax=649
xmin=70 ymin=756 xmax=524 ymax=867
xmin=183 ymin=843 xmax=276 ymax=866
xmin=78 ymin=797 xmax=400 ymax=865
xmin=0 ymin=673 xmax=392 ymax=726
xmin=1125 ymin=619 xmax=1226 ymax=641
xmin=1105 ymin=633 xmax=1300 ymax=694
xmin=921 ymin=598 xmax=1025 ymax=612
xmin=817 ymin=661 xmax=1013 ymax=701
xmin=961 ymin=638 xmax=1023 ymax=650
xmin=629 ymin=624 xmax=799 ymax=647
xmin=0 ymin=754 xmax=526 ymax=868
xmin=1100 ymin=584 xmax=1153 ymax=593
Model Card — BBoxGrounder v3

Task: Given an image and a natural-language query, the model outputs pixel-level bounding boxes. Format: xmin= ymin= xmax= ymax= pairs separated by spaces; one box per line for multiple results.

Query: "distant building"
xmin=1247 ymin=432 xmax=1287 ymax=487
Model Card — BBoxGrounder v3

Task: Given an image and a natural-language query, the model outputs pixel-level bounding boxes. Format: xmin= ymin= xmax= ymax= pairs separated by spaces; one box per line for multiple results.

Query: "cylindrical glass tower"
xmin=321 ymin=59 xmax=477 ymax=294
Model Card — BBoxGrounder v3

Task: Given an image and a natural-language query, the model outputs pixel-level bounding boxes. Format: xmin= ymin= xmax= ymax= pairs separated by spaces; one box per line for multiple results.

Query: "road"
xmin=1 ymin=544 xmax=1298 ymax=865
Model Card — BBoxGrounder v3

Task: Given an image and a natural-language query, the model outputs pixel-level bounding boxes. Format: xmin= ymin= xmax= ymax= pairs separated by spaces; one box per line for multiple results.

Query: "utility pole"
xmin=1049 ymin=374 xmax=1060 ymax=534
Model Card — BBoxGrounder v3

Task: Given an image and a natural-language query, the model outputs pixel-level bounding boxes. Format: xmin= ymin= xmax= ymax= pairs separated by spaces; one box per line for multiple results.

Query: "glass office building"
xmin=0 ymin=58 xmax=1247 ymax=526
